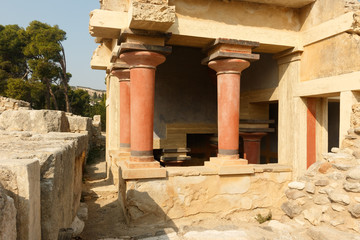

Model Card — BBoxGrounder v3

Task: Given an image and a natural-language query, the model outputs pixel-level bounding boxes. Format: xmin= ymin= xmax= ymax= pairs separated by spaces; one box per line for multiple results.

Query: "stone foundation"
xmin=113 ymin=163 xmax=292 ymax=226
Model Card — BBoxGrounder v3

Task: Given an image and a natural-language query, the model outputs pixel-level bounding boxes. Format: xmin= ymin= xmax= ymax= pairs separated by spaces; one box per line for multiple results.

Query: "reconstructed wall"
xmin=0 ymin=109 xmax=100 ymax=239
xmin=116 ymin=164 xmax=292 ymax=226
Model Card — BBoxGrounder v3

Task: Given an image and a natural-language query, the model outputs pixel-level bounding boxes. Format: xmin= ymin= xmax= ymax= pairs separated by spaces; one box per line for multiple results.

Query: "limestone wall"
xmin=278 ymin=103 xmax=360 ymax=234
xmin=0 ymin=109 xmax=94 ymax=239
xmin=0 ymin=184 xmax=17 ymax=240
xmin=0 ymin=96 xmax=31 ymax=114
xmin=116 ymin=164 xmax=292 ymax=226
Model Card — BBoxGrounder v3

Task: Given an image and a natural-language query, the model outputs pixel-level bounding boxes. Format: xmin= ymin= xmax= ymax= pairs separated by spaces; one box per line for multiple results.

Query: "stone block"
xmin=67 ymin=114 xmax=92 ymax=133
xmin=349 ymin=203 xmax=360 ymax=218
xmin=0 ymin=110 xmax=70 ymax=133
xmin=122 ymin=167 xmax=167 ymax=179
xmin=0 ymin=185 xmax=16 ymax=240
xmin=288 ymin=181 xmax=305 ymax=190
xmin=129 ymin=2 xmax=175 ymax=31
xmin=0 ymin=159 xmax=41 ymax=240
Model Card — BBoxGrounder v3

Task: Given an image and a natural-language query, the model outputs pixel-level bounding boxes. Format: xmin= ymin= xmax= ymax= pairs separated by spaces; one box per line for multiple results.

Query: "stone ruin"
xmin=278 ymin=103 xmax=360 ymax=235
xmin=0 ymin=96 xmax=102 ymax=240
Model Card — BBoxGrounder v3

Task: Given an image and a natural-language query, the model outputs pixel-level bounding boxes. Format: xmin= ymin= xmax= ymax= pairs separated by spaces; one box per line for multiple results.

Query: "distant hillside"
xmin=71 ymin=86 xmax=105 ymax=99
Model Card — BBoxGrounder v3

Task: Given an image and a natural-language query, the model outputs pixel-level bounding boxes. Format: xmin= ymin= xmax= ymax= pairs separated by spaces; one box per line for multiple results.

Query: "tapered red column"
xmin=208 ymin=59 xmax=250 ymax=159
xmin=111 ymin=69 xmax=131 ymax=152
xmin=120 ymin=51 xmax=165 ymax=166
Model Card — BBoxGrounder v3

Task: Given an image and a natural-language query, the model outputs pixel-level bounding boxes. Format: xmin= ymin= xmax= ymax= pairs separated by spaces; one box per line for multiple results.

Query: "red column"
xmin=208 ymin=59 xmax=250 ymax=159
xmin=120 ymin=51 xmax=165 ymax=165
xmin=307 ymin=98 xmax=317 ymax=168
xmin=239 ymin=132 xmax=267 ymax=164
xmin=111 ymin=69 xmax=131 ymax=152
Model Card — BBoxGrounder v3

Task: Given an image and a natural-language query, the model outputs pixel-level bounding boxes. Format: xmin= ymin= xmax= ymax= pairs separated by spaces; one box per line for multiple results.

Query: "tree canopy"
xmin=0 ymin=21 xmax=106 ymax=129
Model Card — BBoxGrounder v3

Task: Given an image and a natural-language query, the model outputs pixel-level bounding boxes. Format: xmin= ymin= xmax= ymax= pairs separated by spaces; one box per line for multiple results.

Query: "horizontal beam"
xmin=89 ymin=9 xmax=298 ymax=52
xmin=233 ymin=0 xmax=315 ymax=8
xmin=242 ymin=88 xmax=279 ymax=103
xmin=301 ymin=12 xmax=356 ymax=47
xmin=294 ymin=71 xmax=360 ymax=97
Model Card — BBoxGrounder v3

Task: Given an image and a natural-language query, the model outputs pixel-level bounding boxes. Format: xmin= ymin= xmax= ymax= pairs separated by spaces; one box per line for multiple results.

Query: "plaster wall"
xmin=301 ymin=33 xmax=360 ymax=81
xmin=300 ymin=0 xmax=351 ymax=31
xmin=170 ymin=0 xmax=301 ymax=32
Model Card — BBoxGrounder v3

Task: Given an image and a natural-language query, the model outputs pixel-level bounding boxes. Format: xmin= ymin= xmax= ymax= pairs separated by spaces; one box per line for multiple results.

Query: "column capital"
xmin=120 ymin=51 xmax=166 ymax=69
xmin=208 ymin=58 xmax=250 ymax=74
xmin=111 ymin=68 xmax=130 ymax=81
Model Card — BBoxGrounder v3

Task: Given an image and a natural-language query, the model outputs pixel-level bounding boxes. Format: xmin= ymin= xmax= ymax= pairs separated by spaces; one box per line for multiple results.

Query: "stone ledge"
xmin=252 ymin=164 xmax=293 ymax=173
xmin=121 ymin=167 xmax=167 ymax=179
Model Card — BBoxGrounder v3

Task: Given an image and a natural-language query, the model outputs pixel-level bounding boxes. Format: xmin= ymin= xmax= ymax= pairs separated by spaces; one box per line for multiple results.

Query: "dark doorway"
xmin=328 ymin=101 xmax=340 ymax=151
xmin=260 ymin=103 xmax=278 ymax=164
xmin=186 ymin=134 xmax=217 ymax=166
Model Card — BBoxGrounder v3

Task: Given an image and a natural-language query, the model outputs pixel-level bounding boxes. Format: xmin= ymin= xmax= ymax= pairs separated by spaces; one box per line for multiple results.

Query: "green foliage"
xmin=255 ymin=211 xmax=272 ymax=224
xmin=69 ymin=89 xmax=91 ymax=116
xmin=0 ymin=24 xmax=28 ymax=94
xmin=5 ymin=78 xmax=30 ymax=101
xmin=88 ymin=94 xmax=106 ymax=131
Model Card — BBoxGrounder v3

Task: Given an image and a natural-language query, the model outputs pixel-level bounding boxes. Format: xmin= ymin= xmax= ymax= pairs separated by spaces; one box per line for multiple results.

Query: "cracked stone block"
xmin=129 ymin=2 xmax=175 ymax=31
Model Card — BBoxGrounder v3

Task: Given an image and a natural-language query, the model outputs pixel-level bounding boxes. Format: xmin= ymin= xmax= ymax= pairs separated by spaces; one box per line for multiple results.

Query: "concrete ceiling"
xmin=235 ymin=0 xmax=315 ymax=8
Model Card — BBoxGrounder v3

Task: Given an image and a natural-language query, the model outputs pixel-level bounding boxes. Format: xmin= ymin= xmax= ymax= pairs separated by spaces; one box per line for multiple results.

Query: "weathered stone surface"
xmin=318 ymin=162 xmax=332 ymax=174
xmin=0 ymin=110 xmax=70 ymax=133
xmin=77 ymin=202 xmax=88 ymax=221
xmin=303 ymin=207 xmax=322 ymax=225
xmin=315 ymin=179 xmax=329 ymax=186
xmin=332 ymin=163 xmax=353 ymax=171
xmin=343 ymin=181 xmax=360 ymax=192
xmin=328 ymin=172 xmax=345 ymax=180
xmin=305 ymin=182 xmax=315 ymax=194
xmin=281 ymin=201 xmax=302 ymax=218
xmin=331 ymin=204 xmax=345 ymax=212
xmin=0 ymin=96 xmax=31 ymax=114
xmin=183 ymin=230 xmax=249 ymax=240
xmin=307 ymin=226 xmax=360 ymax=240
xmin=349 ymin=204 xmax=360 ymax=218
xmin=129 ymin=2 xmax=175 ymax=31
xmin=0 ymin=130 xmax=88 ymax=240
xmin=0 ymin=185 xmax=16 ymax=240
xmin=134 ymin=0 xmax=168 ymax=4
xmin=285 ymin=189 xmax=306 ymax=200
xmin=71 ymin=215 xmax=85 ymax=236
xmin=0 ymin=158 xmax=41 ymax=240
xmin=314 ymin=195 xmax=330 ymax=205
xmin=288 ymin=181 xmax=305 ymax=190
xmin=331 ymin=147 xmax=340 ymax=153
xmin=347 ymin=166 xmax=360 ymax=181
xmin=327 ymin=190 xmax=351 ymax=205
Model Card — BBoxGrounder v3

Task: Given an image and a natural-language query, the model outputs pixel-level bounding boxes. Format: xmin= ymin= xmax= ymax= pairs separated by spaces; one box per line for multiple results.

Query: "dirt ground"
xmin=78 ymin=149 xmax=167 ymax=240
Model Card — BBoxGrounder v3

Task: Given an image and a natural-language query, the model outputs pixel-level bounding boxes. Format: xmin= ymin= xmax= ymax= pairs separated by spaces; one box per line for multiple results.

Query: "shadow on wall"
xmin=79 ymin=180 xmax=178 ymax=239
xmin=126 ymin=189 xmax=179 ymax=232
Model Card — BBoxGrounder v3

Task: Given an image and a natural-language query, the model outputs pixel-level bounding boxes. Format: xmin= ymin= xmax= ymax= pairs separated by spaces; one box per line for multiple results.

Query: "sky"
xmin=0 ymin=0 xmax=107 ymax=90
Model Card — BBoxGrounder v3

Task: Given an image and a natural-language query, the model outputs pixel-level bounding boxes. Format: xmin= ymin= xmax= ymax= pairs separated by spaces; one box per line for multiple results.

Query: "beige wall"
xmin=299 ymin=0 xmax=346 ymax=31
xmin=301 ymin=33 xmax=360 ymax=81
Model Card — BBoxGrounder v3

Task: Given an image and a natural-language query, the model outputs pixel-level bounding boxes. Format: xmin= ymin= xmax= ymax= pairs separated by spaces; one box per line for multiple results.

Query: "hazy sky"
xmin=0 ymin=0 xmax=107 ymax=90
